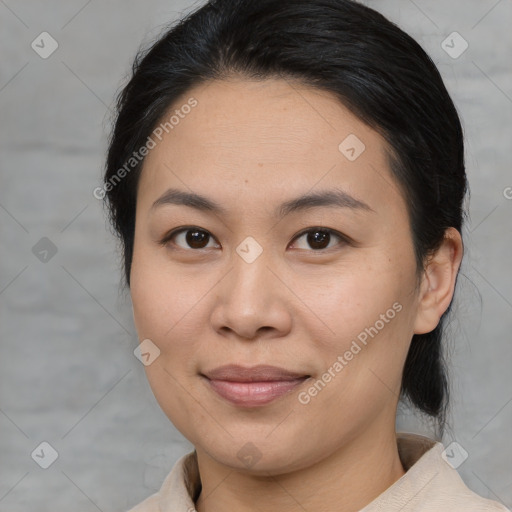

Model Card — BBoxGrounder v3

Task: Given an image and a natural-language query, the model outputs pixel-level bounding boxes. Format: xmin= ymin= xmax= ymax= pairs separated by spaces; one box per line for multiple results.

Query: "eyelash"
xmin=159 ymin=226 xmax=351 ymax=252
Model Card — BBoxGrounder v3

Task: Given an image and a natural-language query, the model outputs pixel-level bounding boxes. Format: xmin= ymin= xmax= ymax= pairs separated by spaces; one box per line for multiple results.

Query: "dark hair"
xmin=103 ymin=0 xmax=467 ymax=432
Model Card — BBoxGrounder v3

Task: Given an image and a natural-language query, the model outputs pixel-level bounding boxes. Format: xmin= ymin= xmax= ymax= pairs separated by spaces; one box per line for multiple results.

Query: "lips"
xmin=201 ymin=364 xmax=310 ymax=407
xmin=202 ymin=364 xmax=309 ymax=382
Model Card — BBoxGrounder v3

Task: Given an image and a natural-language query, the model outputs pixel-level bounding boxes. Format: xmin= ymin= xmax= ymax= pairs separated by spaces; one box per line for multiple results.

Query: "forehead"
xmin=137 ymin=78 xmax=402 ymax=214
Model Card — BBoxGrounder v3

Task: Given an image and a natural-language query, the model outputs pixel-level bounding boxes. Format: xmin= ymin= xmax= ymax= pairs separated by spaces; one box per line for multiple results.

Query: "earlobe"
xmin=413 ymin=227 xmax=464 ymax=335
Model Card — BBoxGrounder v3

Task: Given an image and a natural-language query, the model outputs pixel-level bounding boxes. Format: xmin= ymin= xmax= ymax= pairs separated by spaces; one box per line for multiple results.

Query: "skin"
xmin=130 ymin=77 xmax=463 ymax=512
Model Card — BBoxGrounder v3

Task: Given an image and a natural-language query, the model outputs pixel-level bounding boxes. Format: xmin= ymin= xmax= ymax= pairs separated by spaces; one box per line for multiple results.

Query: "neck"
xmin=195 ymin=423 xmax=405 ymax=512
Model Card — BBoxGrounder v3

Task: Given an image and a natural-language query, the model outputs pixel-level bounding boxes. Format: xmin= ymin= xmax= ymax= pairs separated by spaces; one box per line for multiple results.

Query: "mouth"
xmin=200 ymin=364 xmax=311 ymax=407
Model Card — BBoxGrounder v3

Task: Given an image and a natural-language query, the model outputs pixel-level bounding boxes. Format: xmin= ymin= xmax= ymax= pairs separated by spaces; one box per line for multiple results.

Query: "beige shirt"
xmin=127 ymin=433 xmax=510 ymax=511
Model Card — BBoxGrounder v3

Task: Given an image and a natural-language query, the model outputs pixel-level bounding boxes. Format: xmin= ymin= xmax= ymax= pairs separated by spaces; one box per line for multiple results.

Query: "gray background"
xmin=1 ymin=0 xmax=511 ymax=511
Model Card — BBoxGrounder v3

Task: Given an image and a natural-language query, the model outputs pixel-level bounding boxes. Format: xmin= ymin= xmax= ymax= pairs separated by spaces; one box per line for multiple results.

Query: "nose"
xmin=209 ymin=252 xmax=293 ymax=341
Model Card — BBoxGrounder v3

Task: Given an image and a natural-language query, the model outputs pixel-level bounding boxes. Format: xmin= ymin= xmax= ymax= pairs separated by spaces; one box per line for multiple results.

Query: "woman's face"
xmin=130 ymin=78 xmax=425 ymax=473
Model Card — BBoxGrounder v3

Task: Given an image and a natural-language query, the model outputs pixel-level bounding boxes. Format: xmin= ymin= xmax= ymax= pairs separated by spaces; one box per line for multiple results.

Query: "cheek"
xmin=302 ymin=253 xmax=417 ymax=389
xmin=130 ymin=244 xmax=203 ymax=338
xmin=129 ymin=246 xmax=220 ymax=389
xmin=130 ymin=251 xmax=208 ymax=438
xmin=306 ymin=256 xmax=410 ymax=334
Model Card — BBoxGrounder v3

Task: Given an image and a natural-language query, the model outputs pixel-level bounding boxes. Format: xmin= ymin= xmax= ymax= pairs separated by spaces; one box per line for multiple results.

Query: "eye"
xmin=160 ymin=226 xmax=348 ymax=251
xmin=161 ymin=227 xmax=220 ymax=250
xmin=289 ymin=228 xmax=347 ymax=251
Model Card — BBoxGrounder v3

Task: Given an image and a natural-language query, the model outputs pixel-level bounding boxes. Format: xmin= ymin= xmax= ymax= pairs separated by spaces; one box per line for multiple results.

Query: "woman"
xmin=102 ymin=0 xmax=509 ymax=510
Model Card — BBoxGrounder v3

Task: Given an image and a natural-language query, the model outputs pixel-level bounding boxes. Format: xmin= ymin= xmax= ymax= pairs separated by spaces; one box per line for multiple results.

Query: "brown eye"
xmin=307 ymin=230 xmax=331 ymax=250
xmin=186 ymin=229 xmax=211 ymax=248
xmin=164 ymin=227 xmax=219 ymax=250
xmin=291 ymin=228 xmax=346 ymax=251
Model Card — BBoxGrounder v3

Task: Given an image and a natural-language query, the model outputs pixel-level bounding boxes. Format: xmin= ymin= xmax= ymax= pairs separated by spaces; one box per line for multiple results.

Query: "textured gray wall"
xmin=1 ymin=1 xmax=511 ymax=511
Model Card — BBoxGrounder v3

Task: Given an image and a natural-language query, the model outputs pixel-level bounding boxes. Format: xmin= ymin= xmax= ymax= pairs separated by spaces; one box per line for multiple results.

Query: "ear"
xmin=413 ymin=227 xmax=463 ymax=335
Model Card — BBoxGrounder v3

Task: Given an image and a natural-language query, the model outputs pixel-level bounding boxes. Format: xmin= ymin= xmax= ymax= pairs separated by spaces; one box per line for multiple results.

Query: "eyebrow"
xmin=150 ymin=187 xmax=374 ymax=216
